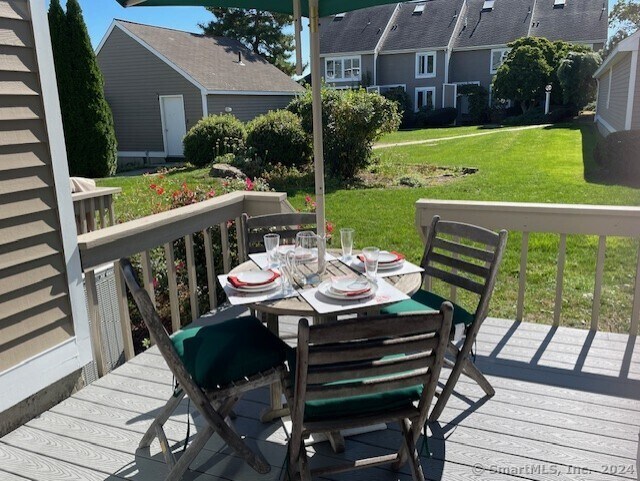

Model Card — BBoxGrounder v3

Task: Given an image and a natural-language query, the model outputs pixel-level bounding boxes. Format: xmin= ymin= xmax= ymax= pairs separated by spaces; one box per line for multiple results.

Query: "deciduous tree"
xmin=605 ymin=0 xmax=640 ymax=55
xmin=557 ymin=51 xmax=602 ymax=109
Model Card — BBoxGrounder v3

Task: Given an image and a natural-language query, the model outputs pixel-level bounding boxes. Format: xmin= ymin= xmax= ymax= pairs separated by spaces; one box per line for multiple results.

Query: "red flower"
xmin=245 ymin=177 xmax=254 ymax=191
xmin=326 ymin=222 xmax=334 ymax=234
xmin=149 ymin=183 xmax=157 ymax=190
xmin=152 ymin=277 xmax=159 ymax=289
xmin=156 ymin=187 xmax=164 ymax=195
xmin=157 ymin=174 xmax=165 ymax=179
xmin=207 ymin=190 xmax=216 ymax=198
xmin=176 ymin=261 xmax=185 ymax=271
xmin=182 ymin=182 xmax=187 ymax=189
xmin=305 ymin=195 xmax=312 ymax=203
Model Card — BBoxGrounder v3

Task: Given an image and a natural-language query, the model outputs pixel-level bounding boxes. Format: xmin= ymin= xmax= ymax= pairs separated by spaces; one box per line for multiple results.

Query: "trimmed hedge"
xmin=424 ymin=107 xmax=458 ymax=127
xmin=183 ymin=115 xmax=246 ymax=167
xmin=246 ymin=110 xmax=311 ymax=168
xmin=594 ymin=130 xmax=640 ymax=179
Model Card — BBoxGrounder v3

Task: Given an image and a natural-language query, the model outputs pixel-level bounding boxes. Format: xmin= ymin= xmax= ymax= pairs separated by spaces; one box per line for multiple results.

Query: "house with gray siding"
xmin=320 ymin=0 xmax=608 ymax=112
xmin=593 ymin=30 xmax=640 ymax=136
xmin=96 ymin=20 xmax=304 ymax=166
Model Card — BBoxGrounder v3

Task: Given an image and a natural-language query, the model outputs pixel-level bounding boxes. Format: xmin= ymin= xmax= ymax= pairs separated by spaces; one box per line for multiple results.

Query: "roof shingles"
xmin=116 ymin=20 xmax=304 ymax=93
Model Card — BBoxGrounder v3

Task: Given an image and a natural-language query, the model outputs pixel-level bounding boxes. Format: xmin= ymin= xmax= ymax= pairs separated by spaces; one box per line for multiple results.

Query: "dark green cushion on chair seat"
xmin=381 ymin=289 xmax=475 ymax=327
xmin=304 ymin=384 xmax=422 ymax=422
xmin=171 ymin=316 xmax=290 ymax=389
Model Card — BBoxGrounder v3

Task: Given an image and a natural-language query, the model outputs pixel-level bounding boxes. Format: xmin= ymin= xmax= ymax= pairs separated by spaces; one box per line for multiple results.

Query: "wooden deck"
xmin=1 ymin=316 xmax=638 ymax=481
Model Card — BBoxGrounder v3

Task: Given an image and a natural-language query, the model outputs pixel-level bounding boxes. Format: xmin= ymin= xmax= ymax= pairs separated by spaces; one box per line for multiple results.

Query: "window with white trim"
xmin=325 ymin=56 xmax=361 ymax=82
xmin=490 ymin=48 xmax=510 ymax=74
xmin=415 ymin=51 xmax=436 ymax=78
xmin=415 ymin=87 xmax=436 ymax=112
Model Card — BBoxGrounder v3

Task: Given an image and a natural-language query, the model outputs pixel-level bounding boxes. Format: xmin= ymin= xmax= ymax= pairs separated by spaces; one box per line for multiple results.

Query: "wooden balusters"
xmin=114 ymin=266 xmax=135 ymax=360
xmin=235 ymin=216 xmax=246 ymax=262
xmin=553 ymin=234 xmax=567 ymax=326
xmin=516 ymin=232 xmax=529 ymax=322
xmin=185 ymin=234 xmax=199 ymax=321
xmin=203 ymin=228 xmax=217 ymax=310
xmin=220 ymin=221 xmax=231 ymax=273
xmin=591 ymin=236 xmax=606 ymax=331
xmin=630 ymin=240 xmax=640 ymax=337
xmin=140 ymin=250 xmax=156 ymax=308
xmin=84 ymin=269 xmax=107 ymax=377
xmin=164 ymin=242 xmax=181 ymax=333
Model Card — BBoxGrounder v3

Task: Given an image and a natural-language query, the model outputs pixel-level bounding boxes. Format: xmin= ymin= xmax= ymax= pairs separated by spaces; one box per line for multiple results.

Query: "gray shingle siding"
xmin=97 ymin=26 xmax=203 ymax=153
xmin=633 ymin=55 xmax=640 ymax=131
xmin=207 ymin=94 xmax=295 ymax=122
xmin=597 ymin=53 xmax=631 ymax=133
xmin=377 ymin=51 xmax=446 ymax=109
xmin=382 ymin=0 xmax=465 ymax=52
xmin=448 ymin=49 xmax=494 ymax=89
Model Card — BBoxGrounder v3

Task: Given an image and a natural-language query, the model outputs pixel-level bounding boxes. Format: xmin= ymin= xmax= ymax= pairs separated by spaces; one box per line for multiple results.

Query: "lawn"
xmin=98 ymin=123 xmax=640 ymax=332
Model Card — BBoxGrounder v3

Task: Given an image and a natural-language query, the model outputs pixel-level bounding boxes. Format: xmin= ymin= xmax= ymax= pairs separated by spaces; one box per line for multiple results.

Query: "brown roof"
xmin=116 ymin=20 xmax=304 ymax=94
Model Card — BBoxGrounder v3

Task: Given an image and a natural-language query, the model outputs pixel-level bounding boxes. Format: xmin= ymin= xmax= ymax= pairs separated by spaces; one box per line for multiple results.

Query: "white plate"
xmin=377 ymin=259 xmax=405 ymax=271
xmin=318 ymin=280 xmax=377 ymax=301
xmin=331 ymin=277 xmax=371 ymax=294
xmin=277 ymin=246 xmax=317 ymax=263
xmin=235 ymin=271 xmax=277 ymax=285
xmin=378 ymin=251 xmax=402 ymax=264
xmin=230 ymin=278 xmax=281 ymax=293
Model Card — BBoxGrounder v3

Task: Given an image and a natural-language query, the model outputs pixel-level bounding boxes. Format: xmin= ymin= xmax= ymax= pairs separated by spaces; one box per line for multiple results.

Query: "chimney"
xmin=237 ymin=51 xmax=245 ymax=66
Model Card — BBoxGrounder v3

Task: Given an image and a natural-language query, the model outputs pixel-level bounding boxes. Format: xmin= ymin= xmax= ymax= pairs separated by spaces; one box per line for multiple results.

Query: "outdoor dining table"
xmin=226 ymin=249 xmax=423 ymax=425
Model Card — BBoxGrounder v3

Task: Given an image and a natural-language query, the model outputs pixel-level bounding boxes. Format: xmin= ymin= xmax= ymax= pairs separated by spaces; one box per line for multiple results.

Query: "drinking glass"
xmin=362 ymin=247 xmax=380 ymax=280
xmin=295 ymin=231 xmax=325 ymax=285
xmin=340 ymin=228 xmax=354 ymax=262
xmin=264 ymin=233 xmax=280 ymax=268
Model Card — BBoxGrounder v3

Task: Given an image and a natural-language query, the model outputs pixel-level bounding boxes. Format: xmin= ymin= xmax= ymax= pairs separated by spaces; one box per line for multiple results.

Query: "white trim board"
xmin=595 ymin=114 xmax=617 ymax=134
xmin=319 ymin=50 xmax=373 ymax=57
xmin=625 ymin=50 xmax=638 ymax=130
xmin=594 ymin=30 xmax=640 ymax=78
xmin=206 ymin=90 xmax=300 ymax=96
xmin=380 ymin=47 xmax=446 ymax=55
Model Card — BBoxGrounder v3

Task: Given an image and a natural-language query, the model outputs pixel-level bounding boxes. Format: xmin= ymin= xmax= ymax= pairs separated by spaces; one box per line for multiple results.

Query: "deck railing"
xmin=77 ymin=191 xmax=294 ymax=377
xmin=415 ymin=200 xmax=640 ymax=335
xmin=72 ymin=187 xmax=121 ymax=234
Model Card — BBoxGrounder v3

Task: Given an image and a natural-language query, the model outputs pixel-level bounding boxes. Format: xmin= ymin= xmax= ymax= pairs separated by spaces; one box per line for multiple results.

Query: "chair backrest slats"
xmin=435 ymin=220 xmax=500 ymax=247
xmin=432 ymin=237 xmax=495 ymax=263
xmin=308 ymin=333 xmax=439 ymax=366
xmin=241 ymin=212 xmax=317 ymax=257
xmin=429 ymin=251 xmax=490 ymax=280
xmin=305 ymin=369 xmax=431 ymax=401
xmin=424 ymin=265 xmax=485 ymax=294
xmin=307 ymin=352 xmax=435 ymax=385
xmin=293 ymin=307 xmax=453 ymax=425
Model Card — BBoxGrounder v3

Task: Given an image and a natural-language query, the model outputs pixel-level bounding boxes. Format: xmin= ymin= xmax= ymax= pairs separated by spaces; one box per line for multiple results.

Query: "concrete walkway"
xmin=374 ymin=123 xmax=553 ymax=149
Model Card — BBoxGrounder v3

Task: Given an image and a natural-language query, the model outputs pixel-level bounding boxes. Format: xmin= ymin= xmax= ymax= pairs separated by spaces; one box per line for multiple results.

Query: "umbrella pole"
xmin=308 ymin=0 xmax=326 ymax=241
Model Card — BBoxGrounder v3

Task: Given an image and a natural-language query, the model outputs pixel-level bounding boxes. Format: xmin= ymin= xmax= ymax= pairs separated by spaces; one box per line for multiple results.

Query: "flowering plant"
xmin=302 ymin=194 xmax=333 ymax=243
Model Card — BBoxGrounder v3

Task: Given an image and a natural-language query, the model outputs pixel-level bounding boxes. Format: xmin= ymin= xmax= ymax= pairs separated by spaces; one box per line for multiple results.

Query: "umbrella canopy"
xmin=116 ymin=0 xmax=397 ymax=17
xmin=116 ymin=0 xmax=399 ymax=243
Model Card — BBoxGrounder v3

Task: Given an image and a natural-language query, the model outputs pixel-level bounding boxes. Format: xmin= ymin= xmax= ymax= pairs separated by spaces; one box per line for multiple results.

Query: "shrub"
xmin=424 ymin=107 xmax=458 ymax=127
xmin=593 ymin=130 xmax=640 ymax=179
xmin=183 ymin=115 xmax=246 ymax=167
xmin=246 ymin=110 xmax=311 ymax=168
xmin=503 ymin=107 xmax=547 ymax=126
xmin=261 ymin=162 xmax=315 ymax=191
xmin=546 ymin=107 xmax=576 ymax=123
xmin=382 ymin=87 xmax=412 ymax=127
xmin=288 ymin=87 xmax=401 ymax=180
xmin=457 ymin=84 xmax=489 ymax=124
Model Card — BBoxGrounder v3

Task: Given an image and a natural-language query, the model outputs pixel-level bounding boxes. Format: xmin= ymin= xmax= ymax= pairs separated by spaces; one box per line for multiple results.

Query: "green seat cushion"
xmin=304 ymin=384 xmax=422 ymax=422
xmin=287 ymin=350 xmax=422 ymax=422
xmin=381 ymin=289 xmax=475 ymax=327
xmin=171 ymin=316 xmax=290 ymax=388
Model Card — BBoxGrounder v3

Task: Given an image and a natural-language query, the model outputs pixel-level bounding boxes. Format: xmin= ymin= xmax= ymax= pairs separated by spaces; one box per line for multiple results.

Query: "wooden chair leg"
xmin=401 ymin=418 xmax=426 ymax=481
xmin=299 ymin=445 xmax=312 ymax=481
xmin=327 ymin=431 xmax=345 ymax=453
xmin=166 ymin=425 xmax=214 ymax=481
xmin=429 ymin=339 xmax=475 ymax=422
xmin=139 ymin=390 xmax=186 ymax=449
xmin=461 ymin=357 xmax=495 ymax=396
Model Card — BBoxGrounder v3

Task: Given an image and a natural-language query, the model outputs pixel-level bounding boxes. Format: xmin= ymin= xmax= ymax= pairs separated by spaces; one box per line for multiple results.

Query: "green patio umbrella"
xmin=117 ymin=0 xmax=399 ymax=241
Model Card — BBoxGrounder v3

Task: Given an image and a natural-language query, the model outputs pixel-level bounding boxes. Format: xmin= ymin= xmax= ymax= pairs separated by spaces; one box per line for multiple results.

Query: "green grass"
xmin=98 ymin=124 xmax=640 ymax=332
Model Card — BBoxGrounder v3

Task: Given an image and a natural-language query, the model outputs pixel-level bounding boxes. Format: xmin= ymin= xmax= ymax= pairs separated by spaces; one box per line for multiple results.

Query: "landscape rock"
xmin=209 ymin=163 xmax=245 ymax=179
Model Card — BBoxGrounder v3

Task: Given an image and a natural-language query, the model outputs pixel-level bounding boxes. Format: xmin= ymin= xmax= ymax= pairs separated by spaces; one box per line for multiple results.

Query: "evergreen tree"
xmin=200 ymin=8 xmax=295 ymax=76
xmin=49 ymin=0 xmax=117 ymax=178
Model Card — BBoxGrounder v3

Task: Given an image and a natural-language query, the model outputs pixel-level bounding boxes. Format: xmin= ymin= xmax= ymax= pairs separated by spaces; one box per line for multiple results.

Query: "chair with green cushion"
xmin=120 ymin=258 xmax=289 ymax=481
xmin=284 ymin=306 xmax=453 ymax=481
xmin=381 ymin=215 xmax=508 ymax=422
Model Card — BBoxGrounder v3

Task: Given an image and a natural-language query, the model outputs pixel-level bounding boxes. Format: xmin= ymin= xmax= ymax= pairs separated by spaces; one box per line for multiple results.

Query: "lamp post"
xmin=545 ymin=84 xmax=552 ymax=115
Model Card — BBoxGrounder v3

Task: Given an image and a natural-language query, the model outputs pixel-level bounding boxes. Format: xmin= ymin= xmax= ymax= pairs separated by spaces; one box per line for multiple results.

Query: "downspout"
xmin=444 ymin=0 xmax=468 ymax=107
xmin=373 ymin=3 xmax=401 ymax=87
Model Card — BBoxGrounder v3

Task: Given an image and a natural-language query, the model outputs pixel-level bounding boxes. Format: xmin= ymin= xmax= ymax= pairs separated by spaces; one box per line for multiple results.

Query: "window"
xmin=553 ymin=0 xmax=565 ymax=7
xmin=490 ymin=48 xmax=510 ymax=74
xmin=325 ymin=56 xmax=361 ymax=82
xmin=415 ymin=87 xmax=435 ymax=112
xmin=413 ymin=3 xmax=425 ymax=15
xmin=333 ymin=12 xmax=345 ymax=21
xmin=482 ymin=0 xmax=495 ymax=11
xmin=416 ymin=51 xmax=436 ymax=78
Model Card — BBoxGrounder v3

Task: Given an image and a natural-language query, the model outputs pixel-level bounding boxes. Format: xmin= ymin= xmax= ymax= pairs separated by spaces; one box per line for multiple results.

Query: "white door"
xmin=160 ymin=95 xmax=187 ymax=157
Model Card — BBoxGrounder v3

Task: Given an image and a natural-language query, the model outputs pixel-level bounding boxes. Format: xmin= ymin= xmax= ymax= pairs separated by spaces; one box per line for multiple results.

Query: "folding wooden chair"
xmin=240 ymin=212 xmax=316 ymax=261
xmin=284 ymin=306 xmax=453 ymax=481
xmin=382 ymin=215 xmax=508 ymax=422
xmin=120 ymin=259 xmax=289 ymax=480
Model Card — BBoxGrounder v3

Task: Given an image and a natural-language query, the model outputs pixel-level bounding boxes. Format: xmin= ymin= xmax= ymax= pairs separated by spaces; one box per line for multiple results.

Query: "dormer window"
xmin=415 ymin=51 xmax=437 ymax=78
xmin=482 ymin=0 xmax=495 ymax=11
xmin=553 ymin=0 xmax=565 ymax=7
xmin=333 ymin=12 xmax=345 ymax=21
xmin=413 ymin=4 xmax=425 ymax=15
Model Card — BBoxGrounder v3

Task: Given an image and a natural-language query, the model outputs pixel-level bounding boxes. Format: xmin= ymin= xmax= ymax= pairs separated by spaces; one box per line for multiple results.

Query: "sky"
xmin=50 ymin=0 xmax=619 ymax=77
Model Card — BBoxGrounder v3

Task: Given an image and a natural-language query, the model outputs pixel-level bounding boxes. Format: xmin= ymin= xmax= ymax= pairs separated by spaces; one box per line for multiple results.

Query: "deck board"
xmin=1 ymin=317 xmax=638 ymax=481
